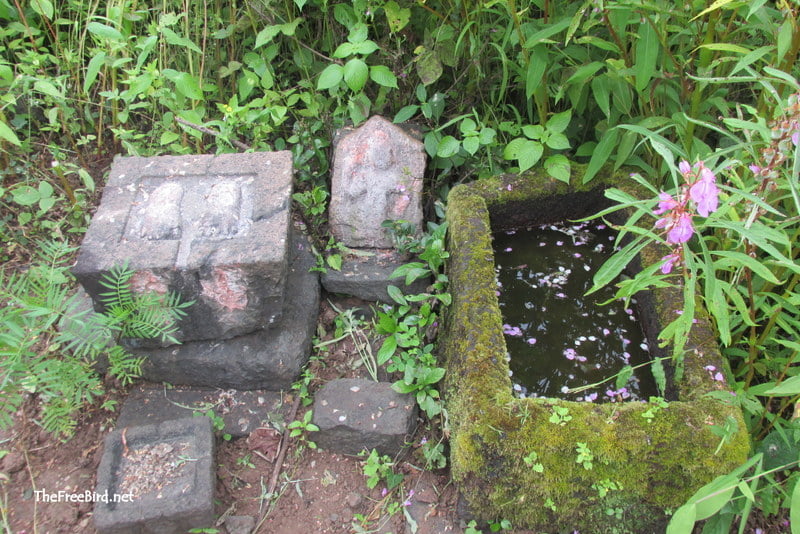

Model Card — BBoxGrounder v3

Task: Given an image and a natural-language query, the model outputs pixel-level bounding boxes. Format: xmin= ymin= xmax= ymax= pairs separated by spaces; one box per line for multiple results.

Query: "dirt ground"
xmin=0 ymin=298 xmax=458 ymax=534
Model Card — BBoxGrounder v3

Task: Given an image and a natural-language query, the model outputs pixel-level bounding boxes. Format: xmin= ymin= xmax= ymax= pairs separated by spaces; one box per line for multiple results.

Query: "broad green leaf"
xmin=462 ymin=136 xmax=480 ymax=155
xmin=523 ymin=17 xmax=571 ymax=47
xmin=369 ymin=65 xmax=398 ymax=88
xmin=238 ymin=69 xmax=259 ymax=100
xmin=84 ymin=52 xmax=107 ymax=93
xmin=546 ymin=109 xmax=572 ymax=134
xmin=343 ymin=58 xmax=368 ymax=92
xmin=161 ymin=27 xmax=202 ymax=54
xmin=416 ymin=51 xmax=443 ymax=86
xmin=386 ymin=285 xmax=407 ymax=306
xmin=87 ymin=21 xmax=123 ymax=41
xmin=317 ymin=64 xmax=343 ymax=90
xmin=12 ymin=185 xmax=40 ymax=206
xmin=635 ymin=20 xmax=658 ymax=92
xmin=437 ymin=135 xmax=460 ymax=158
xmin=591 ymin=75 xmax=611 ymax=117
xmin=522 ymin=124 xmax=544 ymax=140
xmin=351 ymin=40 xmax=379 ymax=55
xmin=160 ymin=131 xmax=180 ymax=145
xmin=326 ymin=253 xmax=342 ymax=271
xmin=34 ymin=79 xmax=63 ymax=98
xmin=347 ymin=23 xmax=369 ymax=44
xmin=172 ymin=72 xmax=203 ymax=99
xmin=503 ymin=138 xmax=542 ymax=172
xmin=690 ymin=0 xmax=736 ymax=21
xmin=393 ymin=105 xmax=419 ymax=123
xmin=565 ymin=62 xmax=604 ymax=87
xmin=545 ymin=132 xmax=570 ymax=150
xmin=762 ymin=376 xmax=800 ymax=396
xmin=544 ymin=154 xmax=570 ymax=184
xmin=652 ymin=358 xmax=666 ymax=396
xmin=696 ymin=43 xmax=751 ymax=55
xmin=255 ymin=25 xmax=282 ymax=49
xmin=280 ymin=18 xmax=302 ymax=36
xmin=583 ymin=127 xmax=619 ymax=183
xmin=666 ymin=504 xmax=696 ymax=534
xmin=525 ymin=46 xmax=547 ymax=98
xmin=615 ymin=365 xmax=633 ymax=390
xmin=30 ymin=0 xmax=54 ymax=19
xmin=383 ymin=0 xmax=410 ymax=33
xmin=0 ymin=119 xmax=21 ymax=146
xmin=776 ymin=17 xmax=792 ymax=63
xmin=791 ymin=476 xmax=800 ymax=534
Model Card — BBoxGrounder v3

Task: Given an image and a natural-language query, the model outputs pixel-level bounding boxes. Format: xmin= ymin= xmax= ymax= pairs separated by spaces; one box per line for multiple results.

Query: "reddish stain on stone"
xmin=130 ymin=270 xmax=169 ymax=296
xmin=200 ymin=267 xmax=248 ymax=311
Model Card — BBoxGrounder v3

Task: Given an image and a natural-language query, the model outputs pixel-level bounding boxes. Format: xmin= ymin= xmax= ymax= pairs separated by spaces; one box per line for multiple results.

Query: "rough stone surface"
xmin=115 ymin=384 xmax=289 ymax=439
xmin=73 ymin=151 xmax=294 ymax=344
xmin=321 ymin=250 xmax=430 ymax=302
xmin=329 ymin=116 xmax=425 ymax=248
xmin=224 ymin=515 xmax=256 ymax=534
xmin=136 ymin=229 xmax=320 ymax=390
xmin=312 ymin=378 xmax=417 ymax=456
xmin=94 ymin=417 xmax=215 ymax=534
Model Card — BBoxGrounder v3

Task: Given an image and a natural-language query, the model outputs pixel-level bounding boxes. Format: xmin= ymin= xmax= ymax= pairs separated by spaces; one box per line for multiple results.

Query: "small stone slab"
xmin=329 ymin=116 xmax=425 ymax=249
xmin=74 ymin=151 xmax=293 ymax=344
xmin=321 ymin=250 xmax=430 ymax=303
xmin=116 ymin=384 xmax=289 ymax=439
xmin=135 ymin=229 xmax=320 ymax=390
xmin=94 ymin=417 xmax=215 ymax=534
xmin=313 ymin=378 xmax=417 ymax=456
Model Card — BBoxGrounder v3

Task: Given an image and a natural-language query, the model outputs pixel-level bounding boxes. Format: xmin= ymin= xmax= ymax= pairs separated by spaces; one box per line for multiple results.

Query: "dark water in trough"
xmin=494 ymin=221 xmax=658 ymax=402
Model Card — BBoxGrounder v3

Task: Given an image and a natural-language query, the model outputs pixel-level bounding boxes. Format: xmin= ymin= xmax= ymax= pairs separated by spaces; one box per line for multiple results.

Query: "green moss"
xmin=441 ymin=171 xmax=750 ymax=532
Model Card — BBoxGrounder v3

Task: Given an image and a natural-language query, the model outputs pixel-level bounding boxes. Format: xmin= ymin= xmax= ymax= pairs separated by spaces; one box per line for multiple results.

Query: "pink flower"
xmin=666 ymin=212 xmax=694 ymax=244
xmin=678 ymin=160 xmax=692 ymax=175
xmin=660 ymin=252 xmax=681 ymax=274
xmin=689 ymin=167 xmax=718 ymax=217
xmin=653 ymin=192 xmax=679 ymax=216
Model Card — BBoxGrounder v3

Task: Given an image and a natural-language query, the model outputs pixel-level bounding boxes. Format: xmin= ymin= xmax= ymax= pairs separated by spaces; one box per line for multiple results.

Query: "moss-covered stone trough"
xmin=441 ymin=166 xmax=749 ymax=533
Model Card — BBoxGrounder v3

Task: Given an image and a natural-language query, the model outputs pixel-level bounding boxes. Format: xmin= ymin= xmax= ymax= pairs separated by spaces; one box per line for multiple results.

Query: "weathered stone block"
xmin=313 ymin=378 xmax=417 ymax=456
xmin=74 ymin=152 xmax=293 ymax=343
xmin=136 ymin=229 xmax=320 ymax=390
xmin=321 ymin=251 xmax=430 ymax=303
xmin=441 ymin=166 xmax=749 ymax=532
xmin=329 ymin=116 xmax=425 ymax=248
xmin=94 ymin=417 xmax=215 ymax=534
xmin=116 ymin=384 xmax=289 ymax=439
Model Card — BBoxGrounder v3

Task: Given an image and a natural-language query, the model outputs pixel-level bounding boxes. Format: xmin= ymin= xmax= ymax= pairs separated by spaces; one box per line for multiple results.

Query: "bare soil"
xmin=0 ymin=298 xmax=458 ymax=534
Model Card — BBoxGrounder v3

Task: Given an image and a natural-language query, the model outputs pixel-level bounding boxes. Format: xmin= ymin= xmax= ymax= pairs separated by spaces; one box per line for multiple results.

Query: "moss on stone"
xmin=441 ymin=170 xmax=750 ymax=532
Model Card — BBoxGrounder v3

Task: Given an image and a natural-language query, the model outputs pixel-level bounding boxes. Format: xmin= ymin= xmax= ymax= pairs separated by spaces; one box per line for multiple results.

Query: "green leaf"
xmin=437 ymin=136 xmax=460 ymax=158
xmin=635 ymin=20 xmax=658 ymax=92
xmin=583 ymin=127 xmax=619 ymax=183
xmin=343 ymin=58 xmax=368 ymax=92
xmin=791 ymin=475 xmax=800 ymax=534
xmin=12 ymin=185 xmax=40 ymax=206
xmin=317 ymin=64 xmax=343 ymax=90
xmin=0 ymin=119 xmax=21 ymax=146
xmin=30 ymin=0 xmax=54 ymax=19
xmin=762 ymin=376 xmax=800 ymax=396
xmin=369 ymin=65 xmax=398 ymax=88
xmin=84 ymin=52 xmax=107 ymax=93
xmin=377 ymin=336 xmax=397 ymax=365
xmin=544 ymin=154 xmax=570 ymax=184
xmin=34 ymin=79 xmax=63 ymax=99
xmin=416 ymin=51 xmax=443 ymax=86
xmin=666 ymin=504 xmax=696 ymax=534
xmin=172 ymin=72 xmax=203 ymax=99
xmin=522 ymin=124 xmax=544 ymax=140
xmin=87 ymin=21 xmax=123 ymax=41
xmin=652 ymin=358 xmax=666 ymax=396
xmin=326 ymin=254 xmax=342 ymax=271
xmin=462 ymin=136 xmax=480 ymax=155
xmin=383 ymin=0 xmax=411 ymax=32
xmin=255 ymin=25 xmax=282 ymax=48
xmin=161 ymin=27 xmax=202 ymax=54
xmin=504 ymin=138 xmax=543 ymax=172
xmin=776 ymin=17 xmax=793 ymax=63
xmin=615 ymin=365 xmax=633 ymax=390
xmin=525 ymin=46 xmax=547 ymax=98
xmin=546 ymin=110 xmax=572 ymax=134
xmin=591 ymin=76 xmax=611 ymax=117
xmin=565 ymin=62 xmax=604 ymax=87
xmin=386 ymin=285 xmax=407 ymax=306
xmin=710 ymin=250 xmax=781 ymax=284
xmin=545 ymin=132 xmax=570 ymax=150
xmin=394 ymin=105 xmax=418 ymax=123
xmin=588 ymin=235 xmax=648 ymax=294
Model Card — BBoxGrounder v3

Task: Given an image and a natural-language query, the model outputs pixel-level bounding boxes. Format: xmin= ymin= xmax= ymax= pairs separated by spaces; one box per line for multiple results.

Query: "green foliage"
xmin=0 ymin=240 xmax=190 ymax=438
xmin=361 ymin=448 xmax=403 ymax=490
xmin=287 ymin=410 xmax=319 ymax=449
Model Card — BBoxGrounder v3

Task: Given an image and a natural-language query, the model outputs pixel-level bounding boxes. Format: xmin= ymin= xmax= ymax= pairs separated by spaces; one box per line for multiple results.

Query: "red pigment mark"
xmin=129 ymin=270 xmax=169 ymax=296
xmin=200 ymin=267 xmax=248 ymax=311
